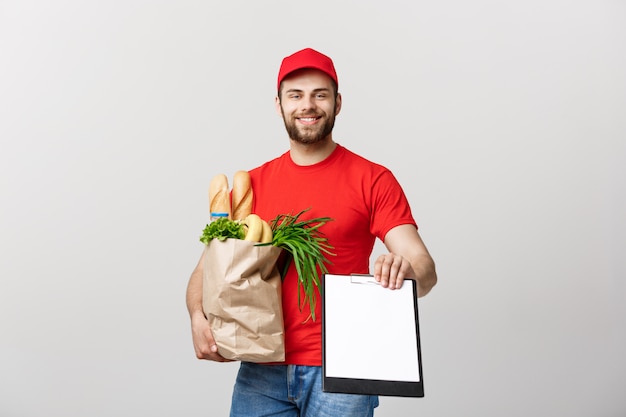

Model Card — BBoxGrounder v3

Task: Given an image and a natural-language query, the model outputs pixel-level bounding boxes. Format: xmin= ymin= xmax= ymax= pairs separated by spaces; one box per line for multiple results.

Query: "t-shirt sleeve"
xmin=369 ymin=169 xmax=417 ymax=241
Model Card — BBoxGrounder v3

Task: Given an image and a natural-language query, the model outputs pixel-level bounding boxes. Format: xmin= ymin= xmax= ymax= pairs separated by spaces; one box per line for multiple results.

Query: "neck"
xmin=289 ymin=137 xmax=337 ymax=166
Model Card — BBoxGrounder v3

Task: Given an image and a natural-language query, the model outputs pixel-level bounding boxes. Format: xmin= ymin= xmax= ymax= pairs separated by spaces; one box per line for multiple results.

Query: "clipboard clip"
xmin=350 ymin=274 xmax=380 ymax=286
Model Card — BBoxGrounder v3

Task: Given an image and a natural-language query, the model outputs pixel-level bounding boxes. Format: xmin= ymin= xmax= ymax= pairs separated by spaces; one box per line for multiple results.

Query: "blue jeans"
xmin=230 ymin=362 xmax=379 ymax=416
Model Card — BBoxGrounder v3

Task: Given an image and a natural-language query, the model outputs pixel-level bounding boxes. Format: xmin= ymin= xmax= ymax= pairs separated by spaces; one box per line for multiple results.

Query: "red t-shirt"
xmin=249 ymin=144 xmax=416 ymax=365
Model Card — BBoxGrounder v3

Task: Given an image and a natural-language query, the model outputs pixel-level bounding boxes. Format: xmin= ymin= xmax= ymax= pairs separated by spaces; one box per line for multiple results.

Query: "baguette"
xmin=209 ymin=173 xmax=231 ymax=218
xmin=231 ymin=170 xmax=253 ymax=220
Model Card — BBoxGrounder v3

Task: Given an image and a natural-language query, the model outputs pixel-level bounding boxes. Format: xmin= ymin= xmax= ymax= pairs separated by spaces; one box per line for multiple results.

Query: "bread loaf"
xmin=231 ymin=170 xmax=253 ymax=220
xmin=209 ymin=173 xmax=231 ymax=218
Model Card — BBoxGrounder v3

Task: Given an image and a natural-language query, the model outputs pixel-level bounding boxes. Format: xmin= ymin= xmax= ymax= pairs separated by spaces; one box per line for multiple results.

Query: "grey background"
xmin=1 ymin=1 xmax=624 ymax=416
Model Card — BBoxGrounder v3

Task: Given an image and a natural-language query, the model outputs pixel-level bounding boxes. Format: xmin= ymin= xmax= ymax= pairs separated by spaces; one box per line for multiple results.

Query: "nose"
xmin=300 ymin=94 xmax=317 ymax=112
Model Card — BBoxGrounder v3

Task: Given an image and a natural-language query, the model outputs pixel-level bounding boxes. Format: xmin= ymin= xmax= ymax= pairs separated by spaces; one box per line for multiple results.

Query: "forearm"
xmin=409 ymin=253 xmax=437 ymax=297
xmin=186 ymin=254 xmax=205 ymax=318
xmin=381 ymin=225 xmax=437 ymax=296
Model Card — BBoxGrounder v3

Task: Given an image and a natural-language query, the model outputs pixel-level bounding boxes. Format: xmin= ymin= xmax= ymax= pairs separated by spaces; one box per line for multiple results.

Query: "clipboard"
xmin=322 ymin=274 xmax=424 ymax=397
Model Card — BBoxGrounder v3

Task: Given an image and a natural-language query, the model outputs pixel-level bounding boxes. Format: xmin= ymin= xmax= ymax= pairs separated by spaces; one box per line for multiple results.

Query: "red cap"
xmin=277 ymin=48 xmax=338 ymax=92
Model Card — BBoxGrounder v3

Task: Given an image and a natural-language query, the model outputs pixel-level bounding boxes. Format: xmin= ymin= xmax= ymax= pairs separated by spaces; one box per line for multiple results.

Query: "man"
xmin=186 ymin=47 xmax=437 ymax=416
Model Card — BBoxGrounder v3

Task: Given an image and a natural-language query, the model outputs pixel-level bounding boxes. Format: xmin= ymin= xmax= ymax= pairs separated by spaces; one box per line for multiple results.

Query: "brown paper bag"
xmin=202 ymin=238 xmax=285 ymax=362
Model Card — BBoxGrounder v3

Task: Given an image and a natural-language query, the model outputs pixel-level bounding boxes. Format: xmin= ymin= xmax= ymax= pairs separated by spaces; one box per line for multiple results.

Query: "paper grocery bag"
xmin=202 ymin=238 xmax=285 ymax=362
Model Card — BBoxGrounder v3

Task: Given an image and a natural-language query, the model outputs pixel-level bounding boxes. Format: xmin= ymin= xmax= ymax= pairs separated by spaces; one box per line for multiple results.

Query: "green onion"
xmin=269 ymin=208 xmax=335 ymax=322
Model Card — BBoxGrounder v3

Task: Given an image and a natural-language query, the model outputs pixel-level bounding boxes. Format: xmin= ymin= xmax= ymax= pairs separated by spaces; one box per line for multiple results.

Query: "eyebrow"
xmin=285 ymin=87 xmax=331 ymax=94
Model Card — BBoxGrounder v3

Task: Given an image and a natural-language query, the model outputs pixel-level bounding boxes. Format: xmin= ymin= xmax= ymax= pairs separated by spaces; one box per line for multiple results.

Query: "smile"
xmin=297 ymin=116 xmax=320 ymax=125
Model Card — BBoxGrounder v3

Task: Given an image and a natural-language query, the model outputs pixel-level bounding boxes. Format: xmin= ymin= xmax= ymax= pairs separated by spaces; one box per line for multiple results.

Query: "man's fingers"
xmin=191 ymin=316 xmax=233 ymax=362
xmin=196 ymin=343 xmax=233 ymax=362
xmin=375 ymin=254 xmax=406 ymax=290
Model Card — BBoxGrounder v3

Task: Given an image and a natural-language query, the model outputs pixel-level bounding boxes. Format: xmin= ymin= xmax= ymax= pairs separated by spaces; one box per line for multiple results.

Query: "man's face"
xmin=276 ymin=69 xmax=341 ymax=145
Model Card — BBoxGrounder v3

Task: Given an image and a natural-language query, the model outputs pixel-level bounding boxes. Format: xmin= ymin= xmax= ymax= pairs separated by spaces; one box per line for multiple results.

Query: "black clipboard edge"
xmin=321 ymin=275 xmax=425 ymax=398
xmin=323 ymin=376 xmax=424 ymax=398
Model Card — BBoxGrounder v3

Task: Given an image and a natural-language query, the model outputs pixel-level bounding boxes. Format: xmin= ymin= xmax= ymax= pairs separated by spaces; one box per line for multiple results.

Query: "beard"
xmin=280 ymin=105 xmax=336 ymax=145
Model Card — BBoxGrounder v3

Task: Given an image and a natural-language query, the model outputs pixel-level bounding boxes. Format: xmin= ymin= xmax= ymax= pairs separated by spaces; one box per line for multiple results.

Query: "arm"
xmin=373 ymin=224 xmax=437 ymax=297
xmin=186 ymin=251 xmax=232 ymax=362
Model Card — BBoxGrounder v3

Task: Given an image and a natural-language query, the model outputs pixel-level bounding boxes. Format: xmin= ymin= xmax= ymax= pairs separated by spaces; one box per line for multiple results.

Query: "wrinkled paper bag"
xmin=202 ymin=238 xmax=285 ymax=362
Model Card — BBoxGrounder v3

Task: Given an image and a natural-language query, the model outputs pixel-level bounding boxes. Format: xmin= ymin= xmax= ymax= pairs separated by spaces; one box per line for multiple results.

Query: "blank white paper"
xmin=324 ymin=274 xmax=420 ymax=382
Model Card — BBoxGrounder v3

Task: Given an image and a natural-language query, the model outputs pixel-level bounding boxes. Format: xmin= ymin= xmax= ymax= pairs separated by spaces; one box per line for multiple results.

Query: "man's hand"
xmin=190 ymin=311 xmax=233 ymax=362
xmin=376 ymin=225 xmax=437 ymax=296
xmin=187 ymin=251 xmax=232 ymax=362
xmin=373 ymin=253 xmax=415 ymax=290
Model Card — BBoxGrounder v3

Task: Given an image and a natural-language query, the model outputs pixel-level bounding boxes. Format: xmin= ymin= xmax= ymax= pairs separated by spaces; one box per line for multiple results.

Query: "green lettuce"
xmin=200 ymin=218 xmax=245 ymax=244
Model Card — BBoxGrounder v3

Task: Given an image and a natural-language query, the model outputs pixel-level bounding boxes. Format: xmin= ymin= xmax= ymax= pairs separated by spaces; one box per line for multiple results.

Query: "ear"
xmin=334 ymin=93 xmax=342 ymax=116
xmin=275 ymin=96 xmax=282 ymax=117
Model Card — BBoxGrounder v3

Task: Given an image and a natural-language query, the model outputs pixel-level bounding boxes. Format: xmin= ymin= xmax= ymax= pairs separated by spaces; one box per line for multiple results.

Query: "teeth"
xmin=300 ymin=118 xmax=316 ymax=122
